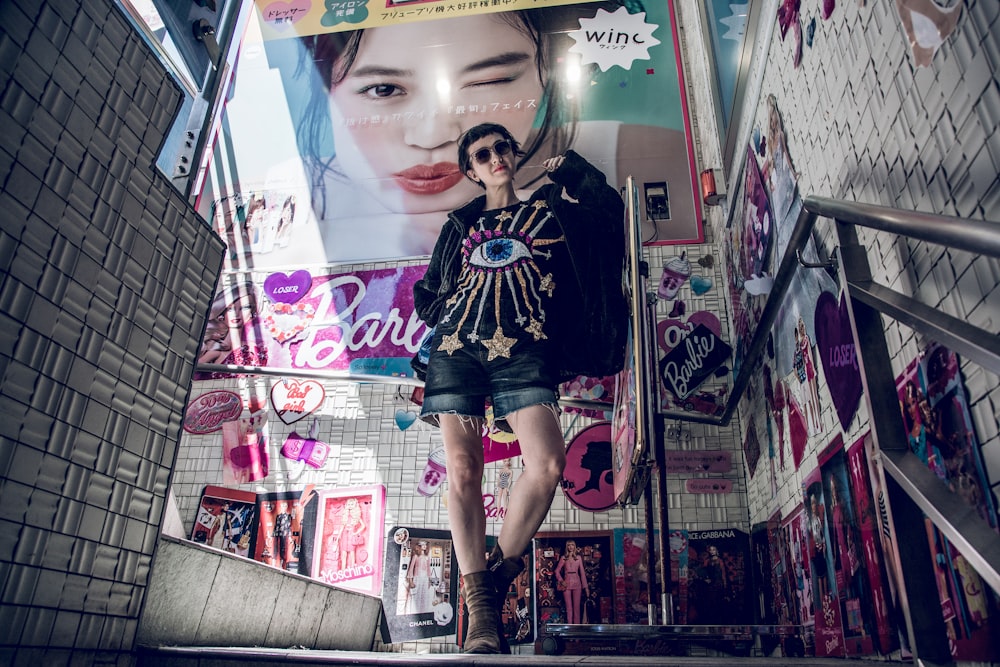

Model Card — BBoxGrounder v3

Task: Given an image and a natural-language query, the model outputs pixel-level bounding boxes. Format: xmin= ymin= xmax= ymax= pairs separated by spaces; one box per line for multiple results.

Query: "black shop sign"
xmin=659 ymin=324 xmax=732 ymax=399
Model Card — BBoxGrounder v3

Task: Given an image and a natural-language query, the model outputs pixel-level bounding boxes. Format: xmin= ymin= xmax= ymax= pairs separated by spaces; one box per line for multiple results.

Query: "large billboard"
xmin=200 ymin=0 xmax=702 ymax=266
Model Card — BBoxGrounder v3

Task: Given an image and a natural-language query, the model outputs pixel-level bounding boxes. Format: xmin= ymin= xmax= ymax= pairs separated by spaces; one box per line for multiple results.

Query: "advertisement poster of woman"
xmin=311 ymin=485 xmax=386 ymax=595
xmin=380 ymin=527 xmax=459 ymax=643
xmin=199 ymin=0 xmax=702 ymax=265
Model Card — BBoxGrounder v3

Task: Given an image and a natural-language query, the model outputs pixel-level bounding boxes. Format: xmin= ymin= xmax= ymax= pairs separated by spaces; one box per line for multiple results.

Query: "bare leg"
xmin=440 ymin=414 xmax=487 ymax=574
xmin=496 ymin=404 xmax=566 ymax=559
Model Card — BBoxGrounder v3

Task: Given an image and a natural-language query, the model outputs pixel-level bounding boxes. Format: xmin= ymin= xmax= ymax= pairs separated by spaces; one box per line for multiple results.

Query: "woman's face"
xmin=204 ymin=294 xmax=250 ymax=344
xmin=327 ymin=14 xmax=545 ymax=214
xmin=465 ymin=133 xmax=517 ymax=188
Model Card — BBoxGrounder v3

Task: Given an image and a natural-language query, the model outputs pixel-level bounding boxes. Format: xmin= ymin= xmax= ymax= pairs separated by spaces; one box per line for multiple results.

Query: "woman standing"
xmin=337 ymin=497 xmax=367 ymax=570
xmin=554 ymin=540 xmax=590 ymax=624
xmin=405 ymin=541 xmax=435 ymax=614
xmin=413 ymin=122 xmax=626 ymax=653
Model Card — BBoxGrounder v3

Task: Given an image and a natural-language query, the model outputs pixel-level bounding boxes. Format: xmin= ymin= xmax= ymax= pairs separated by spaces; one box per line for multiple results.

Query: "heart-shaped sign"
xmin=814 ymin=290 xmax=862 ymax=430
xmin=394 ymin=409 xmax=417 ymax=431
xmin=263 ymin=301 xmax=315 ymax=343
xmin=690 ymin=275 xmax=714 ymax=295
xmin=320 ymin=0 xmax=368 ymax=27
xmin=260 ymin=0 xmax=312 ymax=29
xmin=270 ymin=379 xmax=325 ymax=425
xmin=264 ymin=270 xmax=313 ymax=305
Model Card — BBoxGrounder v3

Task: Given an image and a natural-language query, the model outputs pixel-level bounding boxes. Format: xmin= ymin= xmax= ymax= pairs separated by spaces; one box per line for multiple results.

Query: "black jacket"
xmin=413 ymin=150 xmax=628 ymax=381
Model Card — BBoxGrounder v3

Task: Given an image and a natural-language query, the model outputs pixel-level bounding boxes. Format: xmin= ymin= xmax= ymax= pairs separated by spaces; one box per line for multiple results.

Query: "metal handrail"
xmin=680 ymin=196 xmax=1000 ymax=427
xmin=804 ymin=196 xmax=1000 ymax=257
xmin=699 ymin=193 xmax=1000 ymax=664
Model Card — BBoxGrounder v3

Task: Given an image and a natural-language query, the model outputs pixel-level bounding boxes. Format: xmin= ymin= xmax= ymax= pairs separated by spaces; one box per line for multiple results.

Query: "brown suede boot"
xmin=487 ymin=544 xmax=526 ymax=654
xmin=462 ymin=571 xmax=500 ymax=654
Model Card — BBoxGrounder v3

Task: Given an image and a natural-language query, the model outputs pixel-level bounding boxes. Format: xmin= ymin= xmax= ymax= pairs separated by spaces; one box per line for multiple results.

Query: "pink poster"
xmin=845 ymin=435 xmax=898 ymax=654
xmin=803 ymin=462 xmax=846 ymax=656
xmin=782 ymin=506 xmax=813 ymax=629
xmin=611 ymin=334 xmax=636 ymax=504
xmin=723 ymin=146 xmax=771 ymax=377
xmin=562 ymin=422 xmax=616 ymax=512
xmin=220 ymin=407 xmax=270 ymax=485
xmin=924 ymin=521 xmax=999 ymax=660
xmin=896 ymin=342 xmax=1000 ymax=660
xmin=312 ymin=485 xmax=386 ymax=596
xmin=895 ymin=343 xmax=997 ymax=530
xmin=196 ymin=265 xmax=429 ymax=380
xmin=817 ymin=438 xmax=883 ymax=656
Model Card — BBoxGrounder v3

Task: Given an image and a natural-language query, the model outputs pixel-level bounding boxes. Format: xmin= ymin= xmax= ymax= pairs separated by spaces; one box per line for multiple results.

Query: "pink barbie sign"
xmin=197 ymin=265 xmax=429 ymax=379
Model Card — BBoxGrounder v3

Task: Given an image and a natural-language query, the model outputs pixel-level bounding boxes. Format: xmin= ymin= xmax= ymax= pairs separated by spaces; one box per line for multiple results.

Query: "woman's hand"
xmin=542 ymin=156 xmax=565 ymax=173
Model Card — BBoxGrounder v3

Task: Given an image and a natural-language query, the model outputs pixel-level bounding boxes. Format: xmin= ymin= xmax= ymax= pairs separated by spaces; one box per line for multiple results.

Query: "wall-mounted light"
xmin=700 ymin=168 xmax=727 ymax=206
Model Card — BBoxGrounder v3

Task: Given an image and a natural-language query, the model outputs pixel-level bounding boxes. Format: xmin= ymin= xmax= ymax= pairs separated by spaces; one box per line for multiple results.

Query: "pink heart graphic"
xmin=262 ymin=301 xmax=315 ymax=343
xmin=264 ymin=270 xmax=313 ymax=304
xmin=814 ymin=291 xmax=862 ymax=430
xmin=260 ymin=0 xmax=311 ymax=29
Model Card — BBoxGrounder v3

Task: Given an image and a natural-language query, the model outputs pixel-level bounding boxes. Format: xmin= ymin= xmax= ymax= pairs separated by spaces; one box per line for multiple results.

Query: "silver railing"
xmin=707 ymin=195 xmax=1000 ymax=664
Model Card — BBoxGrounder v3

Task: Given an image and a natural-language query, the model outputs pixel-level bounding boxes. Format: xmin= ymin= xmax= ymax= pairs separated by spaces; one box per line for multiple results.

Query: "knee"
xmin=447 ymin=454 xmax=484 ymax=493
xmin=535 ymin=449 xmax=566 ymax=487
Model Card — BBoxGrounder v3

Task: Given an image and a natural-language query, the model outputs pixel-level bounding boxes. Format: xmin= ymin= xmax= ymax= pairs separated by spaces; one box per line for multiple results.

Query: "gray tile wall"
xmin=0 ymin=0 xmax=225 ymax=664
xmin=729 ymin=1 xmax=1000 ymax=528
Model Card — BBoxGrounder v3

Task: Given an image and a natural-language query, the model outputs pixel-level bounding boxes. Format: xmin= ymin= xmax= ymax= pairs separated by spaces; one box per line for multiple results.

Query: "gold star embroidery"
xmin=482 ymin=327 xmax=516 ymax=361
xmin=539 ymin=273 xmax=555 ymax=297
xmin=437 ymin=332 xmax=464 ymax=355
xmin=525 ymin=319 xmax=547 ymax=341
xmin=532 ymin=200 xmax=547 ymax=210
xmin=496 ymin=210 xmax=513 ymax=223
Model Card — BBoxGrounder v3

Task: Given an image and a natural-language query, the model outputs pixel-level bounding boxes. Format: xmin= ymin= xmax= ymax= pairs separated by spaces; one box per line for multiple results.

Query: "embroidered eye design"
xmin=469 ymin=236 xmax=531 ymax=269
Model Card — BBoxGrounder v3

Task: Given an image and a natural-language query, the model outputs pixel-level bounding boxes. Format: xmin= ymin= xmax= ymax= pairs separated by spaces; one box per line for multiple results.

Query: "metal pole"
xmin=643 ymin=473 xmax=657 ymax=626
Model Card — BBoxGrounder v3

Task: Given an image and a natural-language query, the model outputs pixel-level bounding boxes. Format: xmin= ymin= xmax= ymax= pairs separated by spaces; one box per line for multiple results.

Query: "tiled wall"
xmin=167 ymin=1 xmax=759 ymax=653
xmin=732 ymin=1 xmax=1000 ymax=526
xmin=169 ymin=243 xmax=752 ymax=653
xmin=0 ymin=1 xmax=225 ymax=664
xmin=6 ymin=0 xmax=995 ymax=660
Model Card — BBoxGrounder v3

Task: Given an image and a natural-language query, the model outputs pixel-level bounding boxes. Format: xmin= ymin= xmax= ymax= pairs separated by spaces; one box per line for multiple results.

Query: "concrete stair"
xmin=136 ymin=536 xmax=382 ymax=653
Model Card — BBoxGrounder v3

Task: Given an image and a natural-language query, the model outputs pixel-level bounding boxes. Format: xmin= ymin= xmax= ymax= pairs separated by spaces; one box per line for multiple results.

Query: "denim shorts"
xmin=420 ymin=331 xmax=558 ymax=423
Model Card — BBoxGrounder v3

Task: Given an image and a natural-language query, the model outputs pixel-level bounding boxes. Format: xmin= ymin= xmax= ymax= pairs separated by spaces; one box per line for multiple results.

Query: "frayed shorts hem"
xmin=420 ymin=386 xmax=559 ymax=426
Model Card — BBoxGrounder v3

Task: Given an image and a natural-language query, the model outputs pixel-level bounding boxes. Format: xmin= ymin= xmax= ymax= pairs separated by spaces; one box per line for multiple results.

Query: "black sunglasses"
xmin=470 ymin=140 xmax=513 ymax=165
